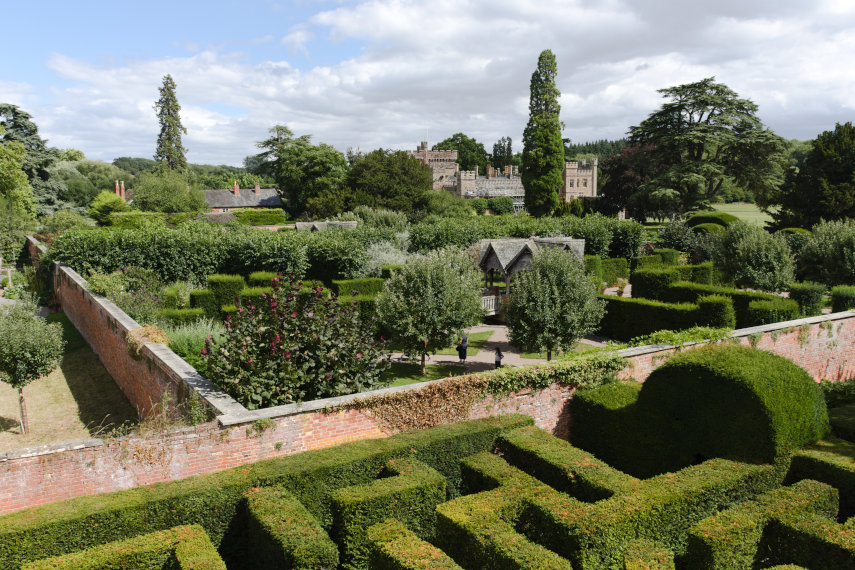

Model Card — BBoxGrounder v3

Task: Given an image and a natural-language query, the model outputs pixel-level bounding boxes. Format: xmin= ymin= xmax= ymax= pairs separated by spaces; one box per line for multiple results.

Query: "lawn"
xmin=382 ymin=362 xmax=465 ymax=387
xmin=435 ymin=331 xmax=494 ymax=357
xmin=711 ymin=202 xmax=774 ymax=226
xmin=518 ymin=342 xmax=592 ymax=360
xmin=0 ymin=312 xmax=139 ymax=453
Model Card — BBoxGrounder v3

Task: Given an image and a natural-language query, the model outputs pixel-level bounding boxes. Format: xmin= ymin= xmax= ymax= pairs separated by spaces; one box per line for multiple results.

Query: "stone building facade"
xmin=408 ymin=141 xmax=459 ymax=189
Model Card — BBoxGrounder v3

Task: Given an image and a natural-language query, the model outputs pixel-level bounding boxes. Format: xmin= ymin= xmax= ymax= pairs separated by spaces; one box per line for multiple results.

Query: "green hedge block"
xmin=523 ymin=458 xmax=777 ymax=568
xmin=162 ymin=283 xmax=190 ymax=309
xmin=687 ymin=211 xmax=739 ymax=228
xmin=697 ymin=294 xmax=736 ymax=329
xmin=686 ymin=479 xmax=838 ymax=569
xmin=189 ymin=289 xmax=220 ymax=319
xmin=789 ymin=281 xmax=826 ymax=317
xmin=380 ymin=265 xmax=404 ymax=279
xmin=221 ymin=304 xmax=237 ymax=316
xmin=367 ymin=518 xmax=463 ymax=570
xmin=244 ymin=485 xmax=338 ymax=569
xmin=763 ymin=508 xmax=855 ymax=568
xmin=685 ymin=261 xmax=714 ymax=285
xmin=597 ymin=295 xmax=729 ymax=341
xmin=496 ymin=425 xmax=639 ymax=501
xmin=787 ymin=437 xmax=855 ymax=518
xmin=22 ymin=524 xmax=225 ymax=569
xmin=436 ymin=453 xmax=571 ymax=570
xmin=747 ymin=297 xmax=800 ymax=326
xmin=623 ymin=539 xmax=675 ymax=570
xmin=332 ymin=277 xmax=385 ymax=297
xmin=691 ymin=222 xmax=727 ymax=235
xmin=584 ymin=255 xmax=603 ymax=286
xmin=347 ymin=294 xmax=377 ymax=321
xmin=239 ymin=287 xmax=273 ymax=307
xmin=653 ymin=249 xmax=680 ymax=266
xmin=639 ymin=345 xmax=829 ymax=470
xmin=659 ymin=281 xmax=779 ymax=328
xmin=831 ymin=285 xmax=855 ymax=313
xmin=829 ymin=404 xmax=855 ymax=442
xmin=0 ymin=415 xmax=532 ymax=569
xmin=602 ymin=257 xmax=629 ymax=286
xmin=248 ymin=271 xmax=278 ymax=287
xmin=331 ymin=458 xmax=446 ymax=570
xmin=232 ymin=208 xmax=288 ymax=226
xmin=160 ymin=307 xmax=205 ymax=325
xmin=206 ymin=273 xmax=246 ymax=307
xmin=630 ymin=254 xmax=663 ymax=274
xmin=630 ymin=268 xmax=680 ymax=301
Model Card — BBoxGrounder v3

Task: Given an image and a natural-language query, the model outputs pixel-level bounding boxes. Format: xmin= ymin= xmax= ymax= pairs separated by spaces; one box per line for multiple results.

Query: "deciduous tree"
xmin=345 ymin=149 xmax=432 ymax=214
xmin=0 ymin=305 xmax=64 ymax=434
xmin=522 ymin=50 xmax=565 ymax=217
xmin=505 ymin=248 xmax=605 ymax=360
xmin=771 ymin=122 xmax=855 ymax=229
xmin=376 ymin=249 xmax=483 ymax=374
xmin=433 ymin=133 xmax=489 ymax=172
xmin=153 ymin=74 xmax=188 ymax=171
xmin=0 ymin=134 xmax=34 ymax=217
xmin=131 ymin=169 xmax=206 ymax=213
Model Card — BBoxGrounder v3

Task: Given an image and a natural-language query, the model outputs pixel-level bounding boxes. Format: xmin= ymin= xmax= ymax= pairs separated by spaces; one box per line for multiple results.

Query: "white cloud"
xmin=12 ymin=0 xmax=855 ymax=165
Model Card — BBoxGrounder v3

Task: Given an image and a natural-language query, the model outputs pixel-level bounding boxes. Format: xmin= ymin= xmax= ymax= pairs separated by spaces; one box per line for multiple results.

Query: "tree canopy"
xmin=131 ymin=169 xmax=207 ymax=213
xmin=345 ymin=149 xmax=433 ymax=213
xmin=522 ymin=50 xmax=564 ymax=217
xmin=0 ymin=133 xmax=34 ymax=217
xmin=433 ymin=133 xmax=489 ymax=172
xmin=254 ymin=125 xmax=348 ymax=217
xmin=627 ymin=77 xmax=787 ymax=215
xmin=771 ymin=122 xmax=855 ymax=229
xmin=375 ymin=249 xmax=483 ymax=374
xmin=505 ymin=248 xmax=605 ymax=360
xmin=153 ymin=74 xmax=188 ymax=171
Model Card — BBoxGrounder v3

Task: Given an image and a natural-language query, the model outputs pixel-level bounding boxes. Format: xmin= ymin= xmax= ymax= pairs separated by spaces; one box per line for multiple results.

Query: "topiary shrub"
xmin=697 ymin=295 xmax=736 ymax=329
xmin=691 ymin=222 xmax=726 ymax=235
xmin=686 ymin=211 xmax=739 ymax=228
xmin=637 ymin=345 xmax=829 ymax=472
xmin=189 ymin=289 xmax=220 ymax=319
xmin=238 ymin=287 xmax=273 ymax=307
xmin=601 ymin=258 xmax=629 ymax=287
xmin=631 ymin=268 xmax=680 ymax=301
xmin=380 ymin=265 xmax=403 ymax=279
xmin=331 ymin=277 xmax=385 ymax=297
xmin=630 ymin=255 xmax=663 ymax=274
xmin=248 ymin=271 xmax=277 ymax=288
xmin=788 ymin=282 xmax=825 ymax=317
xmin=206 ymin=274 xmax=246 ymax=307
xmin=584 ymin=255 xmax=603 ymax=287
xmin=747 ymin=298 xmax=800 ymax=326
xmin=160 ymin=308 xmax=205 ymax=325
xmin=654 ymin=249 xmax=680 ymax=266
xmin=831 ymin=285 xmax=855 ymax=313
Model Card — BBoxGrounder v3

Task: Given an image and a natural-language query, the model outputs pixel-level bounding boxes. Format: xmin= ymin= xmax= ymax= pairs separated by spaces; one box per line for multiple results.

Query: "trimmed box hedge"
xmin=623 ymin=539 xmax=675 ymax=570
xmin=631 ymin=264 xmax=715 ymax=300
xmin=206 ymin=273 xmax=246 ymax=307
xmin=380 ymin=265 xmax=403 ymax=279
xmin=584 ymin=255 xmax=603 ymax=286
xmin=601 ymin=257 xmax=629 ymax=287
xmin=238 ymin=286 xmax=273 ymax=307
xmin=686 ymin=479 xmax=844 ymax=569
xmin=747 ymin=297 xmax=800 ymax=326
xmin=653 ymin=248 xmax=680 ymax=266
xmin=331 ymin=458 xmax=446 ymax=569
xmin=160 ymin=307 xmax=205 ymax=325
xmin=0 ymin=415 xmax=532 ymax=569
xmin=597 ymin=294 xmax=734 ymax=341
xmin=787 ymin=437 xmax=855 ymax=518
xmin=331 ymin=277 xmax=386 ymax=297
xmin=789 ymin=281 xmax=825 ymax=317
xmin=367 ymin=519 xmax=463 ymax=570
xmin=189 ymin=289 xmax=220 ymax=319
xmin=630 ymin=254 xmax=663 ymax=274
xmin=832 ymin=285 xmax=855 ymax=313
xmin=244 ymin=485 xmax=338 ymax=569
xmin=658 ymin=281 xmax=779 ymax=327
xmin=248 ymin=270 xmax=278 ymax=287
xmin=687 ymin=211 xmax=739 ymax=228
xmin=22 ymin=524 xmax=225 ymax=569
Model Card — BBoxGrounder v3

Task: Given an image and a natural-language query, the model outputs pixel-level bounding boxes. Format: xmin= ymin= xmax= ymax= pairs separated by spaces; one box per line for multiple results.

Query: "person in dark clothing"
xmin=457 ymin=335 xmax=468 ymax=364
xmin=495 ymin=347 xmax=504 ymax=369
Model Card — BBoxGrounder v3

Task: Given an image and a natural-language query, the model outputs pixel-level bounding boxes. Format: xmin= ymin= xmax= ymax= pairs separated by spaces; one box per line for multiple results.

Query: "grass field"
xmin=0 ymin=313 xmax=139 ymax=453
xmin=435 ymin=331 xmax=494 ymax=357
xmin=383 ymin=363 xmax=464 ymax=387
xmin=710 ymin=202 xmax=774 ymax=226
xmin=519 ymin=342 xmax=592 ymax=360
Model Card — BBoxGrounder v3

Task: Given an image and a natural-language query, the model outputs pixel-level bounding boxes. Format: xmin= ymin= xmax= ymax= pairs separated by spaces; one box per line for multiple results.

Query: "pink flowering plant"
xmin=203 ymin=273 xmax=390 ymax=409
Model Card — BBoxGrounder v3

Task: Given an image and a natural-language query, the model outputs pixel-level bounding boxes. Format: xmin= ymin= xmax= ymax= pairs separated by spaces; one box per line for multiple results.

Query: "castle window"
xmin=583 ymin=179 xmax=588 ymax=187
xmin=568 ymin=180 xmax=575 ymax=187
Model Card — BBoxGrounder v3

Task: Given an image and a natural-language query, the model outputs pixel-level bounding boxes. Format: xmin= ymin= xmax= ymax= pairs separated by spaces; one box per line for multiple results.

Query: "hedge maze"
xmin=4 ymin=347 xmax=855 ymax=569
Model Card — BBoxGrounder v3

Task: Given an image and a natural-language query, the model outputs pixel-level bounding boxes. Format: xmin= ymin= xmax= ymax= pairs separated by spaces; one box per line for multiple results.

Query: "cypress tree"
xmin=522 ymin=50 xmax=565 ymax=217
xmin=153 ymin=74 xmax=188 ymax=171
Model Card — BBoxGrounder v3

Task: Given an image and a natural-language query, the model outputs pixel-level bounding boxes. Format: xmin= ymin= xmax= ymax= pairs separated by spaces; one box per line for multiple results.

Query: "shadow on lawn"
xmin=60 ymin=348 xmax=139 ymax=436
xmin=0 ymin=416 xmax=20 ymax=434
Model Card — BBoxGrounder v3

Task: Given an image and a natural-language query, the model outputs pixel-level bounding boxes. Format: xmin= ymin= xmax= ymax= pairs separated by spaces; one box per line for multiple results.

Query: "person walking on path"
xmin=457 ymin=335 xmax=468 ymax=364
xmin=494 ymin=347 xmax=504 ymax=369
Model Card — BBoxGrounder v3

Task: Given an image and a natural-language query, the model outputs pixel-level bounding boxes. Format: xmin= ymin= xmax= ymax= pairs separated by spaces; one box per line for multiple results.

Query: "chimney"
xmin=233 ymin=181 xmax=240 ymax=195
xmin=114 ymin=180 xmax=120 ymax=196
xmin=120 ymin=181 xmax=125 ymax=201
xmin=254 ymin=183 xmax=260 ymax=194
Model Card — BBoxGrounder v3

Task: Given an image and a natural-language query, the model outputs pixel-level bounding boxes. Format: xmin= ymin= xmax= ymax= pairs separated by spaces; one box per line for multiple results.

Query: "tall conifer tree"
xmin=153 ymin=74 xmax=187 ymax=171
xmin=522 ymin=50 xmax=564 ymax=217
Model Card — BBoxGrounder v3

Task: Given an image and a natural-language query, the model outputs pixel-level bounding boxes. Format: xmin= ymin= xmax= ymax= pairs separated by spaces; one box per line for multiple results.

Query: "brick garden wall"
xmin=2 ymin=236 xmax=853 ymax=516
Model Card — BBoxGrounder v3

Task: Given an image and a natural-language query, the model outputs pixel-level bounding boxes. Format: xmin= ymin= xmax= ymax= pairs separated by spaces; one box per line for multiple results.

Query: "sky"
xmin=2 ymin=0 xmax=854 ymax=166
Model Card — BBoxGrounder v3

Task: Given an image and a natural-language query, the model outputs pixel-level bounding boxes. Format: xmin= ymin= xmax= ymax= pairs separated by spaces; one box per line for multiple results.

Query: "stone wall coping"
xmin=613 ymin=310 xmax=855 ymax=359
xmin=0 ymin=438 xmax=103 ymax=461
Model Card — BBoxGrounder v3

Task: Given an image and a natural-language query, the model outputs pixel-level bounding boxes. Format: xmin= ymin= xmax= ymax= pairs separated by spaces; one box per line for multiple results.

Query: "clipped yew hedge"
xmin=597 ymin=294 xmax=734 ymax=341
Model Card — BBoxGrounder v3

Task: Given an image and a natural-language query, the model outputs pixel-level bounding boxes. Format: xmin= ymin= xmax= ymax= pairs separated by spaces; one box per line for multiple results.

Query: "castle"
xmin=408 ymin=141 xmax=597 ymax=212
